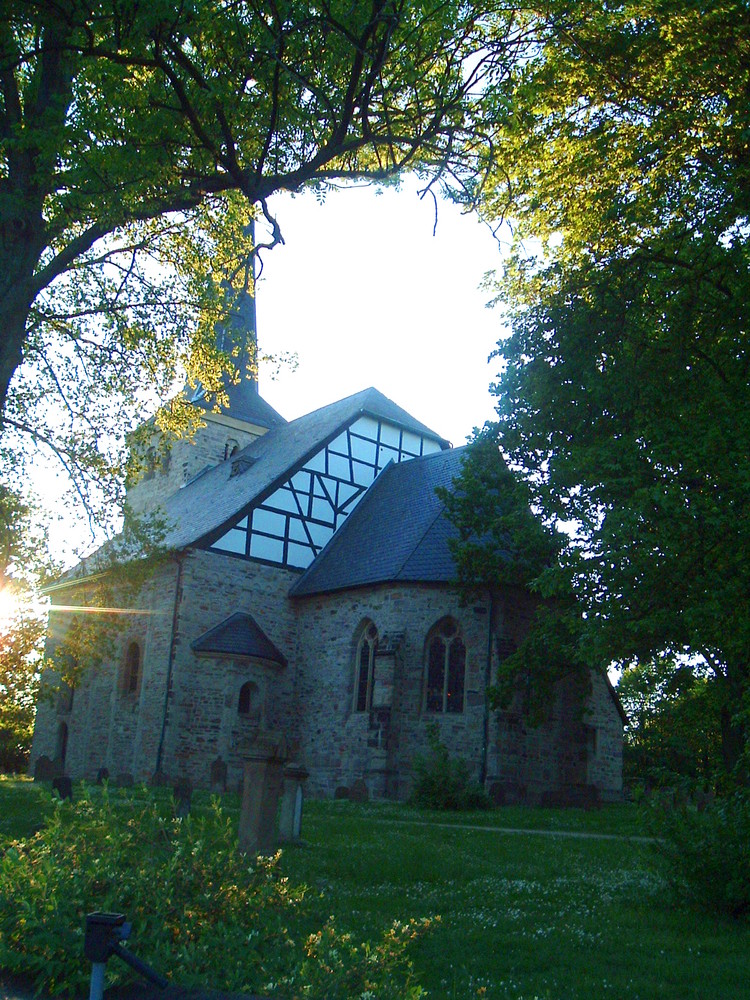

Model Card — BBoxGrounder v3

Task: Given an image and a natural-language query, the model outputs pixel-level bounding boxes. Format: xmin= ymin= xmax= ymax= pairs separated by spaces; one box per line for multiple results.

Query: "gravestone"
xmin=96 ymin=767 xmax=109 ymax=785
xmin=149 ymin=769 xmax=170 ymax=787
xmin=33 ymin=755 xmax=58 ymax=781
xmin=173 ymin=777 xmax=193 ymax=818
xmin=52 ymin=775 xmax=73 ymax=800
xmin=349 ymin=778 xmax=369 ymax=803
xmin=237 ymin=731 xmax=287 ymax=855
xmin=210 ymin=756 xmax=227 ymax=794
xmin=334 ymin=786 xmax=350 ymax=800
xmin=278 ymin=763 xmax=309 ymax=842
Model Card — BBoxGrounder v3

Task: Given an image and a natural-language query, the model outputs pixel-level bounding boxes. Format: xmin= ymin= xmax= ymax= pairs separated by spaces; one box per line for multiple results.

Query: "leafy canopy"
xmin=473 ymin=1 xmax=750 ymax=774
xmin=0 ymin=0 xmax=524 ymax=548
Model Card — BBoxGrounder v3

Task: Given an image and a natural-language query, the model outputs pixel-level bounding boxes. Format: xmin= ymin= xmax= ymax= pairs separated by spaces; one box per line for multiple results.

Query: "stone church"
xmin=31 ymin=310 xmax=624 ymax=803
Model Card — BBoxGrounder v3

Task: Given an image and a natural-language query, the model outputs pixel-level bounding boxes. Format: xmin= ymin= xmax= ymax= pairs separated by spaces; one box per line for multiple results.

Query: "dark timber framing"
xmin=205 ymin=413 xmax=442 ymax=569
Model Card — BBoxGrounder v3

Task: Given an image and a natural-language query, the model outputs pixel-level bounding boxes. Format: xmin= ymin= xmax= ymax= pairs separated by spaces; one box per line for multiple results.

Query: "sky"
xmin=40 ymin=177 xmax=510 ymax=563
xmin=253 ymin=177 xmax=509 ymax=448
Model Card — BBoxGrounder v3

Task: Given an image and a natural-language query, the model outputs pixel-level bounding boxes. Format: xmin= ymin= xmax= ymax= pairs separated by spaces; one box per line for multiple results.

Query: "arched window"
xmin=424 ymin=618 xmax=466 ymax=714
xmin=56 ymin=682 xmax=74 ymax=715
xmin=56 ymin=722 xmax=68 ymax=764
xmin=237 ymin=681 xmax=259 ymax=718
xmin=353 ymin=622 xmax=378 ymax=712
xmin=123 ymin=642 xmax=141 ymax=695
xmin=224 ymin=438 xmax=240 ymax=461
xmin=143 ymin=447 xmax=157 ymax=481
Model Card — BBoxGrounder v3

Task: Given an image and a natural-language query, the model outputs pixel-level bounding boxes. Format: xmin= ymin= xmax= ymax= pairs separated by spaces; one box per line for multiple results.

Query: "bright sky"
xmin=39 ymin=178 xmax=509 ymax=563
xmin=255 ymin=177 xmax=509 ymax=447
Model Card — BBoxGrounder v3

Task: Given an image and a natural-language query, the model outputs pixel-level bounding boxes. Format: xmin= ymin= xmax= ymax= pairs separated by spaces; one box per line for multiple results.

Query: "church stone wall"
xmin=162 ymin=548 xmax=300 ymax=790
xmin=292 ymin=582 xmax=497 ymax=799
xmin=31 ymin=558 xmax=623 ymax=802
xmin=586 ymin=670 xmax=624 ymax=800
xmin=292 ymin=582 xmax=623 ymax=803
xmin=127 ymin=415 xmax=265 ymax=516
xmin=29 ymin=559 xmax=182 ymax=782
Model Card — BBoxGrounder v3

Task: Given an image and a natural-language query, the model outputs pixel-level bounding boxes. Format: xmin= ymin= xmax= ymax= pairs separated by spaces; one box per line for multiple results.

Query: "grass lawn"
xmin=281 ymin=800 xmax=750 ymax=1000
xmin=1 ymin=778 xmax=749 ymax=999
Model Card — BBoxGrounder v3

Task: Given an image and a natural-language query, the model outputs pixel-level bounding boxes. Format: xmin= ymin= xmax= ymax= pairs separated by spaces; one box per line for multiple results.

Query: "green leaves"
xmin=475 ymin=0 xmax=750 ymax=775
xmin=0 ymin=0 xmax=527 ymax=552
xmin=0 ymin=788 xmax=433 ymax=998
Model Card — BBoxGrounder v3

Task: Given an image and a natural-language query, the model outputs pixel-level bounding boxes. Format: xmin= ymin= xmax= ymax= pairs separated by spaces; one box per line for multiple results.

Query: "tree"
xmin=0 ymin=0 xmax=524 ymax=547
xmin=617 ymin=657 xmax=724 ymax=794
xmin=0 ymin=487 xmax=53 ymax=770
xmin=474 ymin=1 xmax=750 ymax=777
xmin=438 ymin=434 xmax=590 ymax=724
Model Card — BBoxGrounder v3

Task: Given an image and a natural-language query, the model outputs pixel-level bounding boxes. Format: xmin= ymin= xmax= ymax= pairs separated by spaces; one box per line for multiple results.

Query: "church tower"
xmin=126 ymin=282 xmax=286 ymax=517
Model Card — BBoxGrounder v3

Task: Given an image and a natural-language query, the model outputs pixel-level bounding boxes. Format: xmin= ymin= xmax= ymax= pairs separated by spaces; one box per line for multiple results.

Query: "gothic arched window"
xmin=56 ymin=722 xmax=68 ymax=764
xmin=353 ymin=622 xmax=378 ymax=712
xmin=424 ymin=618 xmax=466 ymax=714
xmin=123 ymin=642 xmax=141 ymax=695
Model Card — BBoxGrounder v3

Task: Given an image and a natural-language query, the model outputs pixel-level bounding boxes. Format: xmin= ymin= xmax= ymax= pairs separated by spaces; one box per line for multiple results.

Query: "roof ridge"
xmin=393 ymin=500 xmax=449 ymax=580
xmin=288 ymin=461 xmax=392 ymax=595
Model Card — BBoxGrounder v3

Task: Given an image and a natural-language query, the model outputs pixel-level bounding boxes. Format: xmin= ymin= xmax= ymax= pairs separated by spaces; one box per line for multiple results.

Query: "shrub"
xmin=649 ymin=790 xmax=750 ymax=919
xmin=271 ymin=917 xmax=433 ymax=1000
xmin=0 ymin=788 xmax=430 ymax=997
xmin=411 ymin=725 xmax=491 ymax=811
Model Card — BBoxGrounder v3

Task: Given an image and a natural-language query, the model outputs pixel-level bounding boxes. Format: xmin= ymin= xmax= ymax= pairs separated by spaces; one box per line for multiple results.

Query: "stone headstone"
xmin=173 ymin=777 xmax=193 ymax=818
xmin=52 ymin=775 xmax=73 ymax=800
xmin=115 ymin=772 xmax=134 ymax=788
xmin=488 ymin=780 xmax=526 ymax=807
xmin=149 ymin=768 xmax=170 ymax=787
xmin=210 ymin=756 xmax=227 ymax=794
xmin=334 ymin=786 xmax=350 ymax=800
xmin=541 ymin=783 xmax=600 ymax=810
xmin=349 ymin=778 xmax=369 ymax=803
xmin=96 ymin=767 xmax=109 ymax=785
xmin=279 ymin=763 xmax=309 ymax=842
xmin=33 ymin=755 xmax=58 ymax=781
xmin=238 ymin=731 xmax=287 ymax=855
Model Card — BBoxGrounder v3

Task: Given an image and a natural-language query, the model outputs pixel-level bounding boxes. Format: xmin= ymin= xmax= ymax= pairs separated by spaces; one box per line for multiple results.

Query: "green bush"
xmin=411 ymin=725 xmax=491 ymax=811
xmin=649 ymin=790 xmax=750 ymax=919
xmin=0 ymin=788 xmax=429 ymax=998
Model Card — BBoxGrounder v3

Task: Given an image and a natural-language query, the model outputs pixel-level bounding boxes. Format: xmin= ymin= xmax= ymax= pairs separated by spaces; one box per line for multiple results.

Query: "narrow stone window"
xmin=353 ymin=622 xmax=378 ymax=712
xmin=56 ymin=682 xmax=74 ymax=715
xmin=237 ymin=681 xmax=260 ymax=722
xmin=424 ymin=618 xmax=465 ymax=713
xmin=123 ymin=642 xmax=141 ymax=695
xmin=56 ymin=722 xmax=68 ymax=764
xmin=224 ymin=438 xmax=240 ymax=461
xmin=143 ymin=447 xmax=157 ymax=481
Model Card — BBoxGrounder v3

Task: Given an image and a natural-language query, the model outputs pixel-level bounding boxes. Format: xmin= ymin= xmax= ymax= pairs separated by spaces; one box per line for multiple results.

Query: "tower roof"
xmin=187 ymin=285 xmax=286 ymax=430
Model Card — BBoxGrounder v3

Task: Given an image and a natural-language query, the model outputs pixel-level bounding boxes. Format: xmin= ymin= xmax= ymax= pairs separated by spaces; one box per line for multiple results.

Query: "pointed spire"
xmin=190 ymin=221 xmax=286 ymax=429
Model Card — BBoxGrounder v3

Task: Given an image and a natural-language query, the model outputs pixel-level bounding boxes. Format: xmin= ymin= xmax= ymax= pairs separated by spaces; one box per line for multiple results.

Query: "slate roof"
xmin=191 ymin=380 xmax=287 ymax=430
xmin=190 ymin=612 xmax=287 ymax=665
xmin=289 ymin=446 xmax=469 ymax=597
xmin=160 ymin=386 xmax=450 ymax=551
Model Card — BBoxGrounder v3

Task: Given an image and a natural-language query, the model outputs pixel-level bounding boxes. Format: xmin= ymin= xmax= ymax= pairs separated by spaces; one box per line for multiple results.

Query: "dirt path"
xmin=376 ymin=816 xmax=657 ymax=843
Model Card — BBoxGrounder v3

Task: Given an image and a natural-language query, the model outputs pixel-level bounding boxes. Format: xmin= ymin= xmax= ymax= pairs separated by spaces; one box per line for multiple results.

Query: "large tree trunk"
xmin=0 ymin=299 xmax=31 ymax=420
xmin=0 ymin=248 xmax=43 ymax=420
